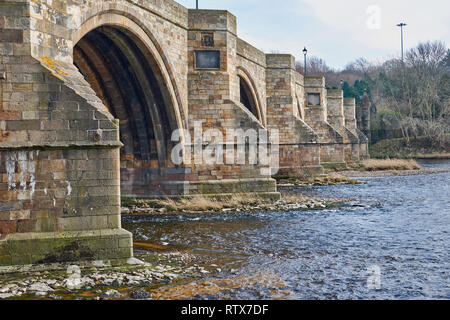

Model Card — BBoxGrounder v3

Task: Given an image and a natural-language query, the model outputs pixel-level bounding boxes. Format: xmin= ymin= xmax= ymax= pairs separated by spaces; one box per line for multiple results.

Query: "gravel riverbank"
xmin=338 ymin=168 xmax=450 ymax=177
xmin=0 ymin=252 xmax=215 ymax=300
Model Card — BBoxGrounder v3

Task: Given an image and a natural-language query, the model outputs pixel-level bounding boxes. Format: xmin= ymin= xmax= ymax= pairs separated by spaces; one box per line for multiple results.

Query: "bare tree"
xmin=368 ymin=41 xmax=450 ymax=146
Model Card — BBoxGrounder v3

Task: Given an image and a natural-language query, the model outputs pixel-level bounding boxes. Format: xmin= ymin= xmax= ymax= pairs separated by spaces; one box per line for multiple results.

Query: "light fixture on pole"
xmin=396 ymin=22 xmax=407 ymax=61
xmin=340 ymin=80 xmax=344 ymax=89
xmin=302 ymin=47 xmax=308 ymax=76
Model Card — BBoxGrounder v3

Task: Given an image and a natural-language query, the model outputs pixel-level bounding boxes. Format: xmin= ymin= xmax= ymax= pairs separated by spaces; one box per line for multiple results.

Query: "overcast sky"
xmin=176 ymin=0 xmax=450 ymax=69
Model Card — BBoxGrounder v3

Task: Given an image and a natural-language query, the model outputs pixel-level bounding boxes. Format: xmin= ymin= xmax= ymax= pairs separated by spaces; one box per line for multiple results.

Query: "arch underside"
xmin=74 ymin=26 xmax=187 ymax=197
xmin=239 ymin=76 xmax=261 ymax=123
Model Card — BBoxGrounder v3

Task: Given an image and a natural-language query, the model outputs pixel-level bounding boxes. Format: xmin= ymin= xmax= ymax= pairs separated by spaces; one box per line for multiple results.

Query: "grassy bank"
xmin=355 ymin=159 xmax=421 ymax=171
xmin=122 ymin=192 xmax=350 ymax=216
xmin=370 ymin=137 xmax=450 ymax=159
xmin=275 ymin=173 xmax=360 ymax=186
xmin=122 ymin=195 xmax=268 ymax=213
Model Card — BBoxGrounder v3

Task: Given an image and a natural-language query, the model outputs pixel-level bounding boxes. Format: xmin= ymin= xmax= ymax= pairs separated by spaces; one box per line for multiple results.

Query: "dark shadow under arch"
xmin=239 ymin=75 xmax=260 ymax=121
xmin=73 ymin=25 xmax=188 ymax=198
xmin=74 ymin=26 xmax=177 ymax=168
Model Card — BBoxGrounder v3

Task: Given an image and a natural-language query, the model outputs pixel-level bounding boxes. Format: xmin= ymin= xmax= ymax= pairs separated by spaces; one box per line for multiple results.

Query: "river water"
xmin=123 ymin=160 xmax=450 ymax=300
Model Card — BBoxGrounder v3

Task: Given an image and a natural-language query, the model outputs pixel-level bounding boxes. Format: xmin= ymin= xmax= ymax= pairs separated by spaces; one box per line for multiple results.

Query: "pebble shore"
xmin=0 ymin=252 xmax=215 ymax=300
xmin=339 ymin=168 xmax=450 ymax=177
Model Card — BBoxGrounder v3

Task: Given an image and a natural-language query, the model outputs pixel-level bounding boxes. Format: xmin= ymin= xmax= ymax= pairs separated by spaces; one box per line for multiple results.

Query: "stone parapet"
xmin=266 ymin=54 xmax=296 ymax=70
xmin=344 ymin=98 xmax=357 ymax=130
xmin=188 ymin=9 xmax=237 ymax=35
xmin=326 ymin=89 xmax=345 ymax=128
xmin=237 ymin=38 xmax=267 ymax=68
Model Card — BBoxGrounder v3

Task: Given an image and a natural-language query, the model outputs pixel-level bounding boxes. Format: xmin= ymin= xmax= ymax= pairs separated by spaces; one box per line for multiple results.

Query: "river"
xmin=123 ymin=160 xmax=450 ymax=300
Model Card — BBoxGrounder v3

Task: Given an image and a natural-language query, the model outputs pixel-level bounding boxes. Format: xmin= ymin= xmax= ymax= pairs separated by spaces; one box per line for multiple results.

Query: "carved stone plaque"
xmin=195 ymin=50 xmax=220 ymax=69
xmin=201 ymin=33 xmax=214 ymax=47
xmin=307 ymin=93 xmax=321 ymax=106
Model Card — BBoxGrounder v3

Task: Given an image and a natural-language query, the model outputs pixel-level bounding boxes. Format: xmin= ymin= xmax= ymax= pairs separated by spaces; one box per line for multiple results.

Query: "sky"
xmin=176 ymin=0 xmax=450 ymax=70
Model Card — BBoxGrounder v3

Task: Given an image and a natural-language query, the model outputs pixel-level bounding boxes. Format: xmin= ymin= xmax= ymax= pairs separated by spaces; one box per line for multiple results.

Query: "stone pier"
xmin=303 ymin=77 xmax=347 ymax=171
xmin=327 ymin=90 xmax=360 ymax=164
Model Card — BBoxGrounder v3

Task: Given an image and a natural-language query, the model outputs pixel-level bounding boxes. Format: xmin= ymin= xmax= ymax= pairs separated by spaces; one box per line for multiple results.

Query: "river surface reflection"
xmin=123 ymin=160 xmax=450 ymax=299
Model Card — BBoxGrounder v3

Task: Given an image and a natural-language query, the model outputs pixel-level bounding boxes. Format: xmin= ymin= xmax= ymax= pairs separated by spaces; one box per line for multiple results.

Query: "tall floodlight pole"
xmin=303 ymin=47 xmax=308 ymax=75
xmin=397 ymin=23 xmax=407 ymax=61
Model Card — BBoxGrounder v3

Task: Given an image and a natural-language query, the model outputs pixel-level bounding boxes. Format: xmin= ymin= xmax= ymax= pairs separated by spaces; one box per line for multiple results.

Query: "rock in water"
xmin=130 ymin=289 xmax=152 ymax=300
xmin=29 ymin=283 xmax=54 ymax=293
xmin=0 ymin=293 xmax=16 ymax=299
xmin=102 ymin=289 xmax=122 ymax=298
xmin=34 ymin=291 xmax=47 ymax=297
xmin=127 ymin=257 xmax=145 ymax=265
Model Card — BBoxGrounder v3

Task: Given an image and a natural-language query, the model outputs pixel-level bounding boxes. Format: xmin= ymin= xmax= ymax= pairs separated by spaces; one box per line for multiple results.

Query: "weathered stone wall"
xmin=327 ymin=90 xmax=360 ymax=163
xmin=0 ymin=0 xmax=133 ymax=265
xmin=303 ymin=77 xmax=346 ymax=169
xmin=293 ymin=73 xmax=306 ymax=121
xmin=186 ymin=9 xmax=277 ymax=196
xmin=236 ymin=38 xmax=267 ymax=125
xmin=326 ymin=89 xmax=345 ymax=128
xmin=344 ymin=98 xmax=369 ymax=160
xmin=265 ymin=55 xmax=323 ymax=176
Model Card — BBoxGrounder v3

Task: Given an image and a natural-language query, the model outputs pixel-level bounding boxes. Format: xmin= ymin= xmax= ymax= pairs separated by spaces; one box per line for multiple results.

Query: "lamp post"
xmin=303 ymin=47 xmax=308 ymax=76
xmin=396 ymin=22 xmax=407 ymax=61
xmin=340 ymin=79 xmax=344 ymax=89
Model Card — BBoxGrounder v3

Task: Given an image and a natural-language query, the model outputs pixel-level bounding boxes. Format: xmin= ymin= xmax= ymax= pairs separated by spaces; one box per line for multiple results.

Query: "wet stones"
xmin=130 ymin=289 xmax=151 ymax=300
xmin=101 ymin=289 xmax=121 ymax=298
xmin=29 ymin=282 xmax=54 ymax=293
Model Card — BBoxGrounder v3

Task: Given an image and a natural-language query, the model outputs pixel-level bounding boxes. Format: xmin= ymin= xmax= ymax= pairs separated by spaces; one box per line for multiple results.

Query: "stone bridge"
xmin=0 ymin=0 xmax=369 ymax=266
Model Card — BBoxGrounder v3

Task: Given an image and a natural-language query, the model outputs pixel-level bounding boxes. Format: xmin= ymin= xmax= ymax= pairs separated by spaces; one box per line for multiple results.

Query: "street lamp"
xmin=396 ymin=22 xmax=407 ymax=61
xmin=340 ymin=79 xmax=344 ymax=89
xmin=303 ymin=47 xmax=308 ymax=75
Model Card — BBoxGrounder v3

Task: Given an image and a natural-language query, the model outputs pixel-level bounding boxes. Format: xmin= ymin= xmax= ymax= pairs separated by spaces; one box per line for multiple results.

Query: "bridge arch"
xmin=237 ymin=67 xmax=265 ymax=126
xmin=72 ymin=11 xmax=186 ymax=128
xmin=72 ymin=12 xmax=189 ymax=196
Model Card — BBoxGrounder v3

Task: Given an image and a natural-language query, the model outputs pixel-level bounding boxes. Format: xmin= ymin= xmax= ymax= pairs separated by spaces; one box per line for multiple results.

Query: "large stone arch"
xmin=72 ymin=12 xmax=190 ymax=197
xmin=73 ymin=11 xmax=187 ymax=136
xmin=237 ymin=67 xmax=265 ymax=126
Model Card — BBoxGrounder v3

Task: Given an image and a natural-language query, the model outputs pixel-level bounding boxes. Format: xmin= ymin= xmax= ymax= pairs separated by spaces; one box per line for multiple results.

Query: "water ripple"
xmin=123 ymin=160 xmax=450 ymax=299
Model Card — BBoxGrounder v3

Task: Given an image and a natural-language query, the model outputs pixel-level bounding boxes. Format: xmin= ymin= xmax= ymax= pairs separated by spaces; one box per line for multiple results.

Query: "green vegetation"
xmin=370 ymin=136 xmax=450 ymax=159
xmin=342 ymin=79 xmax=371 ymax=105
